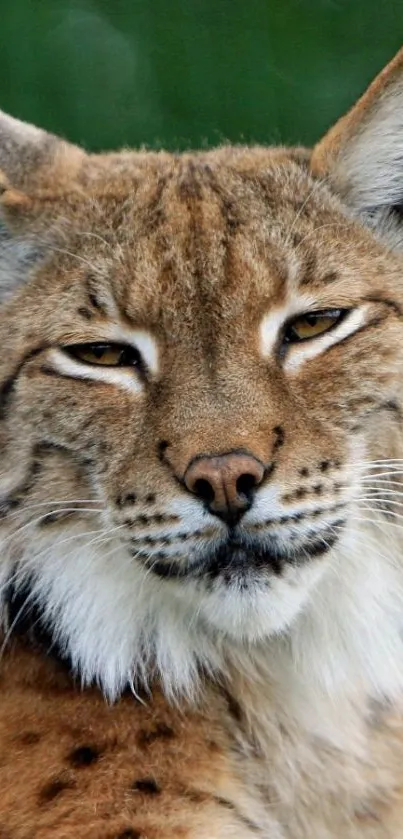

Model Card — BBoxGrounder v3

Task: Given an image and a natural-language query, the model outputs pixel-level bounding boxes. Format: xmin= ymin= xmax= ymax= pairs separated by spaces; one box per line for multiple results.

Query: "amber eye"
xmin=64 ymin=342 xmax=143 ymax=369
xmin=284 ymin=309 xmax=347 ymax=343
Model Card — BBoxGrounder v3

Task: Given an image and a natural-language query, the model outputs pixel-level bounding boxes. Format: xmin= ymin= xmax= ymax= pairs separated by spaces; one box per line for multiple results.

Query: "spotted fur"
xmin=2 ymin=49 xmax=403 ymax=837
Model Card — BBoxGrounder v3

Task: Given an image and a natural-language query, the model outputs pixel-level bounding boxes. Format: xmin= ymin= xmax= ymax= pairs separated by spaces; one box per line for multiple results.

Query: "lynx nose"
xmin=184 ymin=452 xmax=265 ymax=526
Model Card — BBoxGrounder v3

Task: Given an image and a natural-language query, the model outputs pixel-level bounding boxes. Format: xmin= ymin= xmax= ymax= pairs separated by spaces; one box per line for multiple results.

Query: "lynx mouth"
xmin=142 ymin=524 xmax=342 ymax=583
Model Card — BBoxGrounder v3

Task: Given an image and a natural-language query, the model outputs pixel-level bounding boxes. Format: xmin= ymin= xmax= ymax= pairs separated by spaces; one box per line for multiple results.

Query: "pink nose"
xmin=184 ymin=452 xmax=265 ymax=525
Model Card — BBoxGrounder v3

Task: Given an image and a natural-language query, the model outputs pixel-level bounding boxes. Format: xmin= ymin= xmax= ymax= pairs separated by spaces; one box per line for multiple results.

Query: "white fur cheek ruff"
xmin=0 ymin=524 xmax=328 ymax=701
xmin=280 ymin=518 xmax=403 ymax=726
xmin=2 ymin=509 xmax=403 ymax=718
xmin=1 ymin=531 xmax=226 ymax=700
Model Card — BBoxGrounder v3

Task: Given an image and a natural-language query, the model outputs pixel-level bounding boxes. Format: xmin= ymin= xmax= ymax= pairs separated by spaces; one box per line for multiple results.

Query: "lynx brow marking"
xmin=84 ymin=274 xmax=108 ymax=316
xmin=363 ymin=295 xmax=403 ymax=318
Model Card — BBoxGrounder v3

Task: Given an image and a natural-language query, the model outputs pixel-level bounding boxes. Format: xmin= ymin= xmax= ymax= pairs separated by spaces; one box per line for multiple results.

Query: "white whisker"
xmin=0 ymin=509 xmax=104 ymax=551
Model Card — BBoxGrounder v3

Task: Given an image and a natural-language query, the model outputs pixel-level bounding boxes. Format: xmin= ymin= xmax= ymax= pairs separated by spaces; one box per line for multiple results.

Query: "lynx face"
xmin=1 ymin=55 xmax=403 ymax=697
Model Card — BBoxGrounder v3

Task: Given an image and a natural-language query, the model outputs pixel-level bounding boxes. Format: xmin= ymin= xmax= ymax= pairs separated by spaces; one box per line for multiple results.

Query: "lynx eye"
xmin=284 ymin=309 xmax=347 ymax=343
xmin=64 ymin=342 xmax=143 ymax=369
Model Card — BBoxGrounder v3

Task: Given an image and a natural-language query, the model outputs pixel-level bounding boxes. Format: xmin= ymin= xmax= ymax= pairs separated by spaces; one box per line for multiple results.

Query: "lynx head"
xmin=1 ymin=51 xmax=403 ymax=698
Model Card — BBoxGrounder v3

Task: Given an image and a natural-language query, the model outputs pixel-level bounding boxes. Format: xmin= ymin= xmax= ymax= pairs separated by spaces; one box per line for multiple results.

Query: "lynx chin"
xmin=2 ymin=48 xmax=403 ymax=839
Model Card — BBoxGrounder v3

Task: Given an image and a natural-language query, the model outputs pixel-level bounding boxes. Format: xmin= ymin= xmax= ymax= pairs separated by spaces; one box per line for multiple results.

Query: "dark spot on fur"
xmin=39 ymin=365 xmax=63 ymax=378
xmin=18 ymin=731 xmax=41 ymax=746
xmin=294 ymin=487 xmax=307 ymax=500
xmin=39 ymin=776 xmax=75 ymax=803
xmin=272 ymin=425 xmax=285 ymax=451
xmin=213 ymin=796 xmax=263 ymax=832
xmin=379 ymin=399 xmax=403 ymax=421
xmin=84 ymin=275 xmax=108 ymax=315
xmin=319 ymin=460 xmax=330 ymax=472
xmin=116 ymin=830 xmax=142 ymax=839
xmin=321 ymin=270 xmax=338 ymax=285
xmin=207 ymin=739 xmax=220 ymax=753
xmin=137 ymin=722 xmax=176 ymax=748
xmin=265 ymin=460 xmax=276 ymax=479
xmin=313 ymin=484 xmax=323 ymax=495
xmin=183 ymin=788 xmax=209 ymax=804
xmin=132 ymin=777 xmax=161 ymax=795
xmin=145 ymin=493 xmax=156 ymax=504
xmin=117 ymin=492 xmax=137 ymax=506
xmin=214 ymin=795 xmax=237 ymax=810
xmin=88 ymin=292 xmax=102 ymax=311
xmin=299 ymin=467 xmax=309 ymax=478
xmin=157 ymin=440 xmax=169 ymax=461
xmin=222 ymin=688 xmax=244 ymax=724
xmin=77 ymin=306 xmax=93 ymax=320
xmin=69 ymin=745 xmax=100 ymax=767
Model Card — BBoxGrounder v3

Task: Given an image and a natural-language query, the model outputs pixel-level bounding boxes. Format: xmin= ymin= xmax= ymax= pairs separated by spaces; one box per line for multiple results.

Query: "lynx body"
xmin=1 ymin=49 xmax=403 ymax=837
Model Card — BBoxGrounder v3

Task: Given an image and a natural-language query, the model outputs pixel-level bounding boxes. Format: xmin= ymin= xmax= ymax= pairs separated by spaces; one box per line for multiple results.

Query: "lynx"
xmin=1 ymin=48 xmax=403 ymax=838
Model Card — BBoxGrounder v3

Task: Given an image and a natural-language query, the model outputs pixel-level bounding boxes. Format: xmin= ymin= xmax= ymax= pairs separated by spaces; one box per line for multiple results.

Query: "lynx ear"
xmin=0 ymin=110 xmax=83 ymax=197
xmin=311 ymin=48 xmax=403 ymax=249
xmin=0 ymin=112 xmax=84 ymax=300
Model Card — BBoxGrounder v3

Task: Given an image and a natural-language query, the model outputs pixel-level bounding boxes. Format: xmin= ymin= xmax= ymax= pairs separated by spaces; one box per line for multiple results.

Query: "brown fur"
xmin=1 ymin=50 xmax=403 ymax=838
xmin=0 ymin=640 xmax=261 ymax=838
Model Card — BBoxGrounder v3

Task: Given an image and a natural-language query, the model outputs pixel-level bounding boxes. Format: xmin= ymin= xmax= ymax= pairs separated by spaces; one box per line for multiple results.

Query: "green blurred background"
xmin=1 ymin=0 xmax=402 ymax=152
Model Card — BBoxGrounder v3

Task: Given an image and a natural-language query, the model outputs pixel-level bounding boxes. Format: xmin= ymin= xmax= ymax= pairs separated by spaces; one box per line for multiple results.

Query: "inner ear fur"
xmin=311 ymin=48 xmax=403 ymax=234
